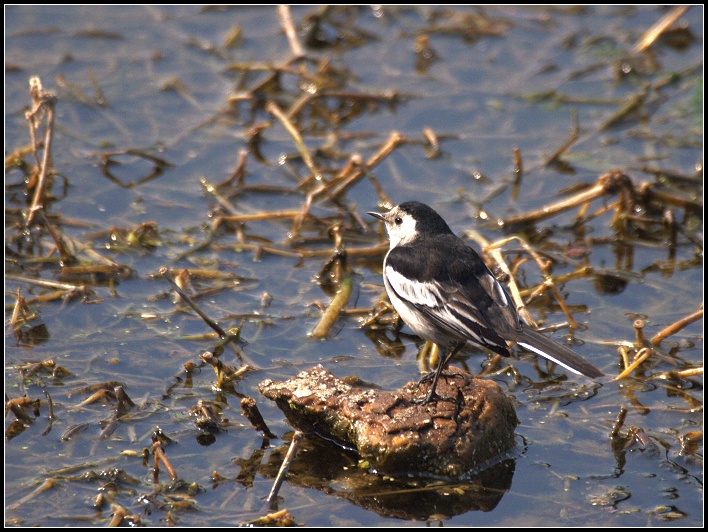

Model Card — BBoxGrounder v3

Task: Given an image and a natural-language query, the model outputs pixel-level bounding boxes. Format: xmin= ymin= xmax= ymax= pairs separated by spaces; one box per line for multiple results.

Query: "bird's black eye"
xmin=394 ymin=216 xmax=402 ymax=225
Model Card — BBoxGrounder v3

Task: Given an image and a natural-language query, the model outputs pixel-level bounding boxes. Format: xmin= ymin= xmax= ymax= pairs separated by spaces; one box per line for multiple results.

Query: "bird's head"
xmin=368 ymin=201 xmax=452 ymax=248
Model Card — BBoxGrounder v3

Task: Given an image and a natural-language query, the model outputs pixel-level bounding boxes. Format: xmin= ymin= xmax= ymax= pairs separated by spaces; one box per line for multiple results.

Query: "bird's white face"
xmin=380 ymin=206 xmax=418 ymax=248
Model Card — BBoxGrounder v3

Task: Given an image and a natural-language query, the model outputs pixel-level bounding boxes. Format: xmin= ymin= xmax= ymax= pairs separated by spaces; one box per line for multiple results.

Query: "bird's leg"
xmin=416 ymin=342 xmax=462 ymax=384
xmin=413 ymin=341 xmax=465 ymax=404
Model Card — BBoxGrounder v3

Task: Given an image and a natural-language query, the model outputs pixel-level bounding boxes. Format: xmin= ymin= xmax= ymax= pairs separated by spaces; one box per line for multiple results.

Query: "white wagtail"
xmin=368 ymin=201 xmax=604 ymax=404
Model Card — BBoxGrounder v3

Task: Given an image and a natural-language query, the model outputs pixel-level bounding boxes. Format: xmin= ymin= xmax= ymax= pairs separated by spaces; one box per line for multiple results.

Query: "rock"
xmin=259 ymin=365 xmax=518 ymax=478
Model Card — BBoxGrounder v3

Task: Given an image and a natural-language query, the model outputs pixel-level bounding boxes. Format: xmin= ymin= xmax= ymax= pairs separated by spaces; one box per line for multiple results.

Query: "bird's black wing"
xmin=442 ymin=237 xmax=604 ymax=378
xmin=446 ymin=238 xmax=604 ymax=378
xmin=384 ymin=234 xmax=511 ymax=356
xmin=387 ymin=234 xmax=604 ymax=378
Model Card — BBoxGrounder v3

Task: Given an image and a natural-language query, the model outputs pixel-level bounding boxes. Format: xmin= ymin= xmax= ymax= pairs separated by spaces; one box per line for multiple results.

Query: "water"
xmin=5 ymin=5 xmax=703 ymax=527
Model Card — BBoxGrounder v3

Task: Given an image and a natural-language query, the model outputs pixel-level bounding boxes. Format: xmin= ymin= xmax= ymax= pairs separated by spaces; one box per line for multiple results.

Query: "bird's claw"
xmin=416 ymin=371 xmax=435 ymax=386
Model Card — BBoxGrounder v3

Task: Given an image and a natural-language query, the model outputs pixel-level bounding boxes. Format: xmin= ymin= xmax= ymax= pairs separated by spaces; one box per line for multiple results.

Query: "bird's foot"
xmin=416 ymin=371 xmax=436 ymax=386
xmin=410 ymin=389 xmax=439 ymax=405
xmin=411 ymin=373 xmax=456 ymax=405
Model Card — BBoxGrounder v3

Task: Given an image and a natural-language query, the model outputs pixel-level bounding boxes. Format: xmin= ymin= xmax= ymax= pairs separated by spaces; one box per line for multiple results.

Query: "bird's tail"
xmin=515 ymin=326 xmax=604 ymax=379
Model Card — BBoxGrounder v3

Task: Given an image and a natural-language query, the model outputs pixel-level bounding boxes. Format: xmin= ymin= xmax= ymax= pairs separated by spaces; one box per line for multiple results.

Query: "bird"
xmin=368 ymin=201 xmax=604 ymax=404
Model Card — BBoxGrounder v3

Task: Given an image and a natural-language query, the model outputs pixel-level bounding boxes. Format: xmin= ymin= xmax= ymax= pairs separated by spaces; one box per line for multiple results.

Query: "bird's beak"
xmin=368 ymin=211 xmax=385 ymax=221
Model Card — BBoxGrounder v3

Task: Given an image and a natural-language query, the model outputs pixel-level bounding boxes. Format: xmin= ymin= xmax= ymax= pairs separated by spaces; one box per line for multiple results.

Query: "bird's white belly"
xmin=383 ymin=274 xmax=456 ymax=346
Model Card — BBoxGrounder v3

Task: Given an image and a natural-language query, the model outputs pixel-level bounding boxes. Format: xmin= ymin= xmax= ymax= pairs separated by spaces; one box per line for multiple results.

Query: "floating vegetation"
xmin=5 ymin=5 xmax=702 ymax=528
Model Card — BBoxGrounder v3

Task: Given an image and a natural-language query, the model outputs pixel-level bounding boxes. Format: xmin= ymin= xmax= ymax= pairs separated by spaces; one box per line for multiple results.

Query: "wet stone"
xmin=259 ymin=365 xmax=518 ymax=478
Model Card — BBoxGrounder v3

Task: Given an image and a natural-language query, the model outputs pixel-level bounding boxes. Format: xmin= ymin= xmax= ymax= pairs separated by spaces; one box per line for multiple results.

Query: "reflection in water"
xmin=257 ymin=431 xmax=519 ymax=520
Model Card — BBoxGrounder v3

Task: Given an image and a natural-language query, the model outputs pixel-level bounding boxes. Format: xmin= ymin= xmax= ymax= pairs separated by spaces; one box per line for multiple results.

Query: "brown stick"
xmin=152 ymin=441 xmax=178 ymax=482
xmin=264 ymin=430 xmax=303 ymax=509
xmin=311 ymin=276 xmax=353 ymax=338
xmin=25 ymin=77 xmax=57 ymax=227
xmin=651 ymin=307 xmax=703 ymax=346
xmin=241 ymin=397 xmax=277 ymax=439
xmin=615 ymin=347 xmax=652 ymax=380
xmin=511 ymin=147 xmax=523 ymax=201
xmin=160 ymin=267 xmax=229 ymax=339
xmin=503 ymin=169 xmax=632 ymax=226
xmin=635 ymin=5 xmax=690 ymax=53
xmin=220 ymin=210 xmax=305 ymax=223
xmin=277 ymin=5 xmax=305 ymax=59
xmin=544 ymin=108 xmax=579 ymax=167
xmin=326 ymin=131 xmax=405 ymax=198
xmin=266 ymin=100 xmax=321 ymax=184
